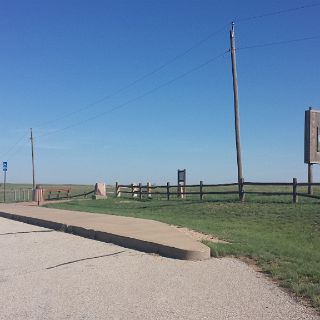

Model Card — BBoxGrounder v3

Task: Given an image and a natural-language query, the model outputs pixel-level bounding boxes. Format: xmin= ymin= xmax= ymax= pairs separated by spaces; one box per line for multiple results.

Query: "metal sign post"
xmin=3 ymin=162 xmax=7 ymax=203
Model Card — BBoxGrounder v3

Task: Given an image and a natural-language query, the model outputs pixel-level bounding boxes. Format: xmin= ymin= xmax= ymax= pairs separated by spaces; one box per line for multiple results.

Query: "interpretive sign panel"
xmin=178 ymin=169 xmax=186 ymax=184
xmin=305 ymin=108 xmax=320 ymax=164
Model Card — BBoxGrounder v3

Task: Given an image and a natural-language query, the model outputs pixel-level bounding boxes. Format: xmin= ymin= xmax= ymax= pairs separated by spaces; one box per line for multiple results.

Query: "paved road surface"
xmin=0 ymin=217 xmax=318 ymax=320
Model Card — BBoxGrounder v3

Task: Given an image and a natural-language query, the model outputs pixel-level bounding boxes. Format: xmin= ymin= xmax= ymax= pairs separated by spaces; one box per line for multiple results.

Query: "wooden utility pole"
xmin=230 ymin=22 xmax=244 ymax=201
xmin=30 ymin=128 xmax=36 ymax=198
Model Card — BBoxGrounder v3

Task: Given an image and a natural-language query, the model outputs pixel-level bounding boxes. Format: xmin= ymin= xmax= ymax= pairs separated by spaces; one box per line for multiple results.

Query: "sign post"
xmin=3 ymin=162 xmax=7 ymax=203
xmin=304 ymin=107 xmax=320 ymax=195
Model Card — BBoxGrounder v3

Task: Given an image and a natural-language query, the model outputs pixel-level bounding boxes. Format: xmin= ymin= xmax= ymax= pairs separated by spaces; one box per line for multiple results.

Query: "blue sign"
xmin=3 ymin=162 xmax=7 ymax=171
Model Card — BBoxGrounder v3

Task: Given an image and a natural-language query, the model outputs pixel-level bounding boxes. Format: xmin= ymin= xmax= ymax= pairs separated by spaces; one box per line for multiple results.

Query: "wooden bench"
xmin=45 ymin=188 xmax=71 ymax=200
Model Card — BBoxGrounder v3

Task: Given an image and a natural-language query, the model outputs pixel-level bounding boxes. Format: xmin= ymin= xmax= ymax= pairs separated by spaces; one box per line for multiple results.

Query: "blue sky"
xmin=0 ymin=0 xmax=320 ymax=185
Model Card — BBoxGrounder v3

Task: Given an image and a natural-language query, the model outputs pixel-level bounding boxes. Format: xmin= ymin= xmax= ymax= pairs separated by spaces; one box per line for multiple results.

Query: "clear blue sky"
xmin=1 ymin=0 xmax=319 ymax=185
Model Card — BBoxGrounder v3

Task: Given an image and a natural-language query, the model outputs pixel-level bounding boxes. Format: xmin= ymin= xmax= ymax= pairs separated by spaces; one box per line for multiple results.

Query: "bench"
xmin=45 ymin=188 xmax=71 ymax=200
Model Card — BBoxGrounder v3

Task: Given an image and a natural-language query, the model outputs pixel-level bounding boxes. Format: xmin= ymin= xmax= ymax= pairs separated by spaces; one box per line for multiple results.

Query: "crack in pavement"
xmin=0 ymin=230 xmax=54 ymax=236
xmin=46 ymin=251 xmax=127 ymax=270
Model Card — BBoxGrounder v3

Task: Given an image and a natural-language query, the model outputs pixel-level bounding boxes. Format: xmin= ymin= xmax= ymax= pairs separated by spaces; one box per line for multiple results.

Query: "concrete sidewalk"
xmin=0 ymin=203 xmax=210 ymax=260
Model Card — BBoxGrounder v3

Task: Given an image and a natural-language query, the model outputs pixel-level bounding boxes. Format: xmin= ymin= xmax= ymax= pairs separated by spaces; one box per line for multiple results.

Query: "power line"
xmin=237 ymin=34 xmax=320 ymax=51
xmin=4 ymin=142 xmax=28 ymax=161
xmin=0 ymin=134 xmax=28 ymax=160
xmin=28 ymin=2 xmax=320 ymax=139
xmin=36 ymin=30 xmax=320 ymax=139
xmin=235 ymin=2 xmax=320 ymax=23
xmin=32 ymin=3 xmax=320 ymax=131
xmin=34 ymin=23 xmax=229 ymax=129
xmin=37 ymin=50 xmax=229 ymax=139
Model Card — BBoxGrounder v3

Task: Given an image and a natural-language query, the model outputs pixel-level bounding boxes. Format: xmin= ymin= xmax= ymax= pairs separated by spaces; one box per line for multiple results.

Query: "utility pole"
xmin=30 ymin=128 xmax=36 ymax=199
xmin=229 ymin=22 xmax=244 ymax=201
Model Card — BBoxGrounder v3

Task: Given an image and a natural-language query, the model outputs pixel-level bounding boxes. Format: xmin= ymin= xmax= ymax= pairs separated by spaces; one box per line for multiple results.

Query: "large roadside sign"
xmin=305 ymin=108 xmax=320 ymax=164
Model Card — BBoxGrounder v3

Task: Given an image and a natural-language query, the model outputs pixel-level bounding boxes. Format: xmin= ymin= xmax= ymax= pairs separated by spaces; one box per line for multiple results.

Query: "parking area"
xmin=0 ymin=217 xmax=318 ymax=320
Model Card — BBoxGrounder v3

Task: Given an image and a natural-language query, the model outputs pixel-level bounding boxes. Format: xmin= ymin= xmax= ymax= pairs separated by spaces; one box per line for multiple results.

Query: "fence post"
xmin=139 ymin=183 xmax=142 ymax=200
xmin=200 ymin=181 xmax=203 ymax=200
xmin=115 ymin=182 xmax=119 ymax=198
xmin=131 ymin=183 xmax=134 ymax=198
xmin=239 ymin=178 xmax=245 ymax=202
xmin=166 ymin=182 xmax=170 ymax=201
xmin=293 ymin=178 xmax=298 ymax=203
xmin=147 ymin=182 xmax=152 ymax=198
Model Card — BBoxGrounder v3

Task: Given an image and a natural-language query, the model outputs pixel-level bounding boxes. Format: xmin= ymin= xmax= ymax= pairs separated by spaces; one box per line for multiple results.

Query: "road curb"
xmin=0 ymin=211 xmax=210 ymax=260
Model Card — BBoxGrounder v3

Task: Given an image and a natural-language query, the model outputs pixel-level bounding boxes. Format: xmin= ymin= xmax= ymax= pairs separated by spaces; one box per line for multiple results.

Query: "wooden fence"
xmin=115 ymin=179 xmax=320 ymax=203
xmin=44 ymin=189 xmax=95 ymax=201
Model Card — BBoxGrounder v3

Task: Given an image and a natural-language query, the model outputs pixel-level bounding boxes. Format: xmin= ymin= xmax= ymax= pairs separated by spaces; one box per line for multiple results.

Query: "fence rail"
xmin=115 ymin=179 xmax=320 ymax=203
xmin=44 ymin=189 xmax=95 ymax=201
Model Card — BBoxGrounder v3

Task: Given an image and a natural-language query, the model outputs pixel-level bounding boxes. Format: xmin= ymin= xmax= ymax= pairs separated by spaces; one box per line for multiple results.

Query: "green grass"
xmin=46 ymin=194 xmax=320 ymax=309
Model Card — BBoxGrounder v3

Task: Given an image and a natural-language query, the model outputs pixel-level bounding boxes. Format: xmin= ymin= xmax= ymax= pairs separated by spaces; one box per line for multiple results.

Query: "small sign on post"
xmin=177 ymin=169 xmax=186 ymax=199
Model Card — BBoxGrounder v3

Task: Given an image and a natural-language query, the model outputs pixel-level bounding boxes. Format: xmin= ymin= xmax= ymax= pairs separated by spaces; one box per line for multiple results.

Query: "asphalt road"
xmin=0 ymin=217 xmax=318 ymax=320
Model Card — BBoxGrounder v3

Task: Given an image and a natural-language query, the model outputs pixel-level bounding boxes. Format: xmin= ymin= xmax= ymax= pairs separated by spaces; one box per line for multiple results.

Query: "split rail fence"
xmin=115 ymin=179 xmax=320 ymax=203
xmin=44 ymin=189 xmax=95 ymax=201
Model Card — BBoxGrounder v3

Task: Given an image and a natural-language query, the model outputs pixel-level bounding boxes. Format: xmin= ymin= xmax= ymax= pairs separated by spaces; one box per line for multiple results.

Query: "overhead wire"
xmin=4 ymin=142 xmax=29 ymax=161
xmin=33 ymin=23 xmax=230 ymax=129
xmin=234 ymin=2 xmax=320 ymax=23
xmin=34 ymin=2 xmax=320 ymax=133
xmin=0 ymin=134 xmax=29 ymax=161
xmin=37 ymin=50 xmax=229 ymax=138
xmin=237 ymin=34 xmax=320 ymax=51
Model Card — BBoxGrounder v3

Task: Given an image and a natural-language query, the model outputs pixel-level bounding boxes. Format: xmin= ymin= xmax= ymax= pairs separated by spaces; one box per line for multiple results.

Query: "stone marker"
xmin=93 ymin=182 xmax=107 ymax=199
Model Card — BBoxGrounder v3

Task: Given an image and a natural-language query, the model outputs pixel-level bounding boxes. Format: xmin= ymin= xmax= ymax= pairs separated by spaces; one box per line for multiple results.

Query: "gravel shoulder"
xmin=0 ymin=217 xmax=319 ymax=320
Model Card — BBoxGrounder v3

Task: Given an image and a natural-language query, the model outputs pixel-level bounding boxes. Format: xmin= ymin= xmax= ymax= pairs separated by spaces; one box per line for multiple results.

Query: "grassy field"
xmin=46 ymin=192 xmax=320 ymax=309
